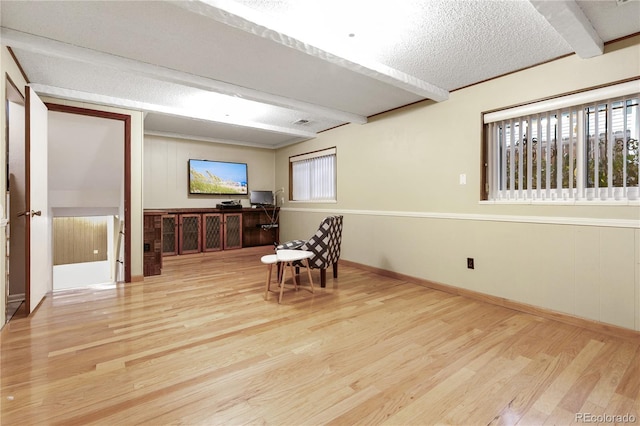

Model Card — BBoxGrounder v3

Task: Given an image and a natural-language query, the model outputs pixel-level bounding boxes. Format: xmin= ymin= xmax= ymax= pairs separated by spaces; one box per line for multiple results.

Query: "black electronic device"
xmin=257 ymin=223 xmax=279 ymax=230
xmin=216 ymin=201 xmax=243 ymax=210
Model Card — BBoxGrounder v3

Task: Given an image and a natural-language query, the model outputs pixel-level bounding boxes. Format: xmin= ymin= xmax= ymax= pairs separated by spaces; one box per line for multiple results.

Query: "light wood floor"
xmin=2 ymin=246 xmax=639 ymax=425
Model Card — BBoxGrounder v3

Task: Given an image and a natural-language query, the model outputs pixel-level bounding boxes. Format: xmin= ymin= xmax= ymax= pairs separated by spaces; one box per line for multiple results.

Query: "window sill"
xmin=480 ymin=199 xmax=640 ymax=206
xmin=288 ymin=200 xmax=338 ymax=204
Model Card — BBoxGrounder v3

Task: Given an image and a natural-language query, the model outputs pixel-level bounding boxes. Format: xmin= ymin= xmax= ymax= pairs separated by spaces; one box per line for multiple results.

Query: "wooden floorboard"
xmin=2 ymin=246 xmax=639 ymax=425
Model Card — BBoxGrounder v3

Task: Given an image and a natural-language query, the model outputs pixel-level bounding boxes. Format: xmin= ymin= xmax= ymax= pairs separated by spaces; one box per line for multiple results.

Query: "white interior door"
xmin=26 ymin=87 xmax=51 ymax=314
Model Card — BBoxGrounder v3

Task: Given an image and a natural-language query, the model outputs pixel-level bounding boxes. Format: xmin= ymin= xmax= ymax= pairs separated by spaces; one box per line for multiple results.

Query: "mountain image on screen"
xmin=189 ymin=161 xmax=248 ymax=194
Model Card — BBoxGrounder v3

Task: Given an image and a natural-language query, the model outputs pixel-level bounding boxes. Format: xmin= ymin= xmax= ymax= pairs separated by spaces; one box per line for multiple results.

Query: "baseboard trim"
xmin=340 ymin=259 xmax=640 ymax=340
xmin=8 ymin=293 xmax=25 ymax=303
xmin=131 ymin=275 xmax=144 ymax=283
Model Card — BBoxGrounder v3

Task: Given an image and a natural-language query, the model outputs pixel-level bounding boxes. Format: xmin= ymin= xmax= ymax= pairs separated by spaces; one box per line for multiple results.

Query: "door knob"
xmin=17 ymin=210 xmax=41 ymax=217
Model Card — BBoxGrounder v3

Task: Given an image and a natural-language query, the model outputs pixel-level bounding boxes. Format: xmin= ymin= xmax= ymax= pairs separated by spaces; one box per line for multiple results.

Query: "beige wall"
xmin=275 ymin=36 xmax=640 ymax=331
xmin=144 ymin=135 xmax=275 ymax=209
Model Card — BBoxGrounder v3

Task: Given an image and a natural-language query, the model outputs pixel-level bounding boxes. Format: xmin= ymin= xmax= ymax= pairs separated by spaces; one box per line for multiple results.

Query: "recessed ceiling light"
xmin=348 ymin=33 xmax=355 ymax=38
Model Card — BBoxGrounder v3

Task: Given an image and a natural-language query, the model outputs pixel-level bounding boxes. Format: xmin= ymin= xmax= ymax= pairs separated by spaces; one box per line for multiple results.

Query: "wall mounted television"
xmin=188 ymin=159 xmax=248 ymax=195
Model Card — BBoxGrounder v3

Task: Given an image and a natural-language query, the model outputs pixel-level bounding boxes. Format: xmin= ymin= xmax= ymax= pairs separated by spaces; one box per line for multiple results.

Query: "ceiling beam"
xmin=0 ymin=28 xmax=366 ymax=126
xmin=29 ymin=84 xmax=319 ymax=140
xmin=169 ymin=0 xmax=450 ymax=102
xmin=529 ymin=0 xmax=603 ymax=58
xmin=144 ymin=129 xmax=305 ymax=150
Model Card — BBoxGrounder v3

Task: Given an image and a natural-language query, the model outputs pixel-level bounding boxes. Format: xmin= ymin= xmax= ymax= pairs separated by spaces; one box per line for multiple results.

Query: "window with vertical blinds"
xmin=290 ymin=147 xmax=336 ymax=202
xmin=483 ymin=81 xmax=639 ymax=203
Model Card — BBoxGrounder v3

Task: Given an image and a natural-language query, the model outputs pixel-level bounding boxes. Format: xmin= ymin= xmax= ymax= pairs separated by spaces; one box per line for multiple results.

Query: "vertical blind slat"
xmin=500 ymin=122 xmax=507 ymax=195
xmin=536 ymin=115 xmax=542 ymax=200
xmin=509 ymin=119 xmax=515 ymax=197
xmin=576 ymin=108 xmax=585 ymax=200
xmin=518 ymin=118 xmax=524 ymax=197
xmin=527 ymin=116 xmax=533 ymax=199
xmin=557 ymin=111 xmax=562 ymax=198
xmin=607 ymin=100 xmax=614 ymax=199
xmin=545 ymin=112 xmax=551 ymax=196
xmin=569 ymin=111 xmax=574 ymax=198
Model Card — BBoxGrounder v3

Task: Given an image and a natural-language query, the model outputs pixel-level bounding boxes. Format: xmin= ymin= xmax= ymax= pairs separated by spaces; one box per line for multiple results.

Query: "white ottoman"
xmin=276 ymin=250 xmax=314 ymax=304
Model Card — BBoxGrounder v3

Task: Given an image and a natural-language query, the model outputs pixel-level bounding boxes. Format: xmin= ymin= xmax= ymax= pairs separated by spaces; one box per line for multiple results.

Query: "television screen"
xmin=250 ymin=190 xmax=274 ymax=206
xmin=189 ymin=159 xmax=248 ymax=195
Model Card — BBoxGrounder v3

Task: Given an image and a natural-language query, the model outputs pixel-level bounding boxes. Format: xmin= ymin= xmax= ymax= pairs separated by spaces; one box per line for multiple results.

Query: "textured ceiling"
xmin=1 ymin=0 xmax=639 ymax=149
xmin=234 ymin=0 xmax=573 ymax=91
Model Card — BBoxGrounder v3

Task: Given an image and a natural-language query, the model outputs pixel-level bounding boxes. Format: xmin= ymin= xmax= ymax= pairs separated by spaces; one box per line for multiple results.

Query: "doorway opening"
xmin=52 ymin=215 xmax=123 ymax=290
xmin=47 ymin=105 xmax=131 ymax=290
xmin=4 ymin=97 xmax=132 ymax=324
xmin=5 ymin=75 xmax=26 ymax=322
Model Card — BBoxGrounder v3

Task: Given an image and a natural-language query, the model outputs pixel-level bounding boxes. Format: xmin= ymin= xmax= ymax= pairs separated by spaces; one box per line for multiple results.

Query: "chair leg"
xmin=333 ymin=262 xmax=338 ymax=279
xmin=320 ymin=268 xmax=326 ymax=288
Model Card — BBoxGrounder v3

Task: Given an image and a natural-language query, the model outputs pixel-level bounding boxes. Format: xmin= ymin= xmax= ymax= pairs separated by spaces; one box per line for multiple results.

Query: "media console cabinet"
xmin=143 ymin=207 xmax=279 ymax=276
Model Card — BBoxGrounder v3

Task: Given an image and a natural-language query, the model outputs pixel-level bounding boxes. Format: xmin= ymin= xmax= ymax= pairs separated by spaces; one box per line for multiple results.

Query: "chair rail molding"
xmin=281 ymin=207 xmax=640 ymax=229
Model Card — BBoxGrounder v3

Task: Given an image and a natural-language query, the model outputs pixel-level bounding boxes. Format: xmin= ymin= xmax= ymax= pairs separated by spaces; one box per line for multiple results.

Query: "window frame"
xmin=482 ymin=79 xmax=640 ymax=204
xmin=288 ymin=147 xmax=337 ymax=202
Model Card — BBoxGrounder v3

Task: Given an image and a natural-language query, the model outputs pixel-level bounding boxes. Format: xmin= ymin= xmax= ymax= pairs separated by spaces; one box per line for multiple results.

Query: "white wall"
xmin=48 ymin=111 xmax=124 ymax=213
xmin=275 ymin=36 xmax=640 ymax=331
xmin=144 ymin=135 xmax=275 ymax=209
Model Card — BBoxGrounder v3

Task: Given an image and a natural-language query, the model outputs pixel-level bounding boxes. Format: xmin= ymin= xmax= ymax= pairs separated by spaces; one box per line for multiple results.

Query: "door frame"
xmin=45 ymin=104 xmax=132 ymax=283
xmin=5 ymin=74 xmax=26 ymax=317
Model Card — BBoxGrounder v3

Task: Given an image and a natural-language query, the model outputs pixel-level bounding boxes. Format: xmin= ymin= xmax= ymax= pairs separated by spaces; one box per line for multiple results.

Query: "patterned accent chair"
xmin=276 ymin=215 xmax=343 ymax=288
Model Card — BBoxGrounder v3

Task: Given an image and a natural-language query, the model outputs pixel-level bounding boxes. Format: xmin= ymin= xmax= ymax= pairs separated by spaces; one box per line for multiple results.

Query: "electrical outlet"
xmin=467 ymin=258 xmax=474 ymax=269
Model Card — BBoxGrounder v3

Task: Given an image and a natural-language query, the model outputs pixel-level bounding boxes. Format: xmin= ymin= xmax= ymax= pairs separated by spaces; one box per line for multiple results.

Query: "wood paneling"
xmin=2 ymin=247 xmax=638 ymax=424
xmin=53 ymin=217 xmax=107 ymax=265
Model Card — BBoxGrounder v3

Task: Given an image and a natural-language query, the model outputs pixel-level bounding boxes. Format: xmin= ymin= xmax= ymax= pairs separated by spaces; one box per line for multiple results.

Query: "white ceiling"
xmin=1 ymin=0 xmax=639 ymax=149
